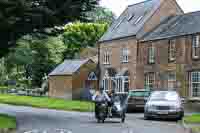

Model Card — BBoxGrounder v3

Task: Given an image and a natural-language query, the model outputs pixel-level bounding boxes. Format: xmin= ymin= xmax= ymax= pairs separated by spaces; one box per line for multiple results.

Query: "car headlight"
xmin=170 ymin=105 xmax=181 ymax=111
xmin=145 ymin=104 xmax=156 ymax=111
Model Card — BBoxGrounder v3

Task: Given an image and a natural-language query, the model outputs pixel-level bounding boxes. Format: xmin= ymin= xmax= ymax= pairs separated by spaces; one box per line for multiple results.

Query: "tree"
xmin=63 ymin=22 xmax=108 ymax=59
xmin=86 ymin=6 xmax=116 ymax=24
xmin=0 ymin=0 xmax=99 ymax=57
xmin=5 ymin=35 xmax=65 ymax=87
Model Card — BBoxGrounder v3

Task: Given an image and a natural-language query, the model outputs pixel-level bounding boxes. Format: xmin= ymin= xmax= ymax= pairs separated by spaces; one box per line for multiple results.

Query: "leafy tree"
xmin=87 ymin=6 xmax=116 ymax=24
xmin=63 ymin=22 xmax=108 ymax=59
xmin=5 ymin=35 xmax=65 ymax=87
xmin=0 ymin=0 xmax=99 ymax=57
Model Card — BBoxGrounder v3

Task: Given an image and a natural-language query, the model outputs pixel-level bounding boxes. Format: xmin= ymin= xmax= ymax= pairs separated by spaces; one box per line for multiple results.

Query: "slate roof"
xmin=143 ymin=11 xmax=200 ymax=41
xmin=99 ymin=0 xmax=162 ymax=42
xmin=49 ymin=59 xmax=92 ymax=76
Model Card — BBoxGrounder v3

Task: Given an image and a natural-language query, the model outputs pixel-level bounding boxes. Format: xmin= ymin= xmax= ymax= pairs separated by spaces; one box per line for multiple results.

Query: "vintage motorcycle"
xmin=94 ymin=95 xmax=126 ymax=123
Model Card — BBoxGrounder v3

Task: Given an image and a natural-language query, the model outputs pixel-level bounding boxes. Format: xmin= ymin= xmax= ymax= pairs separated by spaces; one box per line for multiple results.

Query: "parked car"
xmin=144 ymin=91 xmax=184 ymax=120
xmin=127 ymin=89 xmax=151 ymax=111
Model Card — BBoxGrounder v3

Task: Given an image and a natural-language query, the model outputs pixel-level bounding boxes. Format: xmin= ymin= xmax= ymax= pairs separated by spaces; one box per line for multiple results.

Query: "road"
xmin=0 ymin=104 xmax=189 ymax=133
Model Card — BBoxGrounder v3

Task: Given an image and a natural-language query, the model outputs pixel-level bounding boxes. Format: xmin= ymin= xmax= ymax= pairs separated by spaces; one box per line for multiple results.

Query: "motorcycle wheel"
xmin=121 ymin=117 xmax=125 ymax=123
xmin=121 ymin=113 xmax=125 ymax=123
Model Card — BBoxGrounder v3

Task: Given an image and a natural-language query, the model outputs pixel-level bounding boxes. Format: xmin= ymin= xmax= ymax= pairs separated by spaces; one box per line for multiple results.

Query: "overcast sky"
xmin=100 ymin=0 xmax=200 ymax=16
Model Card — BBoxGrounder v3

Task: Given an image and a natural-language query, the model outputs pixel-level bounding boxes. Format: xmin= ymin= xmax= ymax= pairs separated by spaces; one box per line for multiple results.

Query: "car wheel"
xmin=144 ymin=113 xmax=150 ymax=120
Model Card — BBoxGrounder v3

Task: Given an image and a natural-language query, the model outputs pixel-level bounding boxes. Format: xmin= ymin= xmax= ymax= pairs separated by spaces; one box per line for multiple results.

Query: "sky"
xmin=100 ymin=0 xmax=200 ymax=17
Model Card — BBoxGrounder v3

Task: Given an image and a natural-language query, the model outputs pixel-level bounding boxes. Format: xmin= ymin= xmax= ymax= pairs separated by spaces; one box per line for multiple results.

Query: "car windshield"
xmin=149 ymin=91 xmax=178 ymax=101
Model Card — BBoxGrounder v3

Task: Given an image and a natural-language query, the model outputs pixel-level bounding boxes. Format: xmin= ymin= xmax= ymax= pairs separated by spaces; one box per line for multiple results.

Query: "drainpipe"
xmin=97 ymin=42 xmax=101 ymax=90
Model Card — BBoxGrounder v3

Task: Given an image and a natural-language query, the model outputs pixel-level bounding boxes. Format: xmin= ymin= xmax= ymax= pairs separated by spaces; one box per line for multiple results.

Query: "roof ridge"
xmin=128 ymin=0 xmax=153 ymax=7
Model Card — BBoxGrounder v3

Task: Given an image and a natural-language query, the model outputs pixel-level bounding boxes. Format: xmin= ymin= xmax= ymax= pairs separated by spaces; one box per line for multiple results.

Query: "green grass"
xmin=192 ymin=127 xmax=200 ymax=133
xmin=0 ymin=114 xmax=16 ymax=129
xmin=0 ymin=86 xmax=8 ymax=91
xmin=0 ymin=94 xmax=94 ymax=112
xmin=184 ymin=114 xmax=200 ymax=124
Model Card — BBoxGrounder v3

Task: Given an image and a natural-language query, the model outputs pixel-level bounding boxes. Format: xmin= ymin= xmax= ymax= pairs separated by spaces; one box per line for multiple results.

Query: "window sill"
xmin=192 ymin=56 xmax=200 ymax=60
xmin=121 ymin=61 xmax=129 ymax=64
xmin=103 ymin=63 xmax=111 ymax=65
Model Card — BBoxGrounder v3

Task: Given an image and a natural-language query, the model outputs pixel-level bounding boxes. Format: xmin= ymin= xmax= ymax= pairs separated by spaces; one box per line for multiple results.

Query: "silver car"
xmin=144 ymin=91 xmax=184 ymax=120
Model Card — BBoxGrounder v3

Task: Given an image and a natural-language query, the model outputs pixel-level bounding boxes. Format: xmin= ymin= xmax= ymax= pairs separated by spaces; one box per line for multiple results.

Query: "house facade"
xmin=138 ymin=11 xmax=200 ymax=98
xmin=99 ymin=0 xmax=200 ymax=98
xmin=98 ymin=0 xmax=183 ymax=94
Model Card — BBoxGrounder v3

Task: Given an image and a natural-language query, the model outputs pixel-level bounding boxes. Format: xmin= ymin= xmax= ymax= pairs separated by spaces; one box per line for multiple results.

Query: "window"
xmin=121 ymin=48 xmax=129 ymax=63
xmin=145 ymin=73 xmax=155 ymax=90
xmin=88 ymin=72 xmax=97 ymax=80
xmin=134 ymin=16 xmax=143 ymax=25
xmin=103 ymin=49 xmax=111 ymax=65
xmin=127 ymin=13 xmax=135 ymax=21
xmin=169 ymin=40 xmax=176 ymax=61
xmin=148 ymin=45 xmax=155 ymax=64
xmin=192 ymin=35 xmax=200 ymax=59
xmin=191 ymin=72 xmax=200 ymax=97
xmin=116 ymin=76 xmax=129 ymax=93
xmin=102 ymin=79 xmax=109 ymax=92
xmin=168 ymin=72 xmax=176 ymax=89
xmin=124 ymin=77 xmax=129 ymax=92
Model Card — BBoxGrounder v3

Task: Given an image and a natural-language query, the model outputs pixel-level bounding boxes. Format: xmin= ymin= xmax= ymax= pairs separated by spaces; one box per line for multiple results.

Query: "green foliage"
xmin=0 ymin=114 xmax=16 ymax=129
xmin=0 ymin=94 xmax=94 ymax=112
xmin=5 ymin=35 xmax=65 ymax=87
xmin=87 ymin=6 xmax=116 ymax=24
xmin=63 ymin=22 xmax=108 ymax=59
xmin=0 ymin=0 xmax=99 ymax=57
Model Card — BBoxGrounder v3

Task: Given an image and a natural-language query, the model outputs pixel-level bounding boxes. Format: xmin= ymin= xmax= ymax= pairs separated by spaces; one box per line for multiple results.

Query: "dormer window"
xmin=134 ymin=16 xmax=143 ymax=25
xmin=127 ymin=13 xmax=135 ymax=21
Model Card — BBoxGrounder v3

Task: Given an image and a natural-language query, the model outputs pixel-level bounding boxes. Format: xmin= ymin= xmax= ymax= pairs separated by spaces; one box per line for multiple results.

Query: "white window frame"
xmin=121 ymin=48 xmax=129 ymax=63
xmin=169 ymin=40 xmax=176 ymax=61
xmin=192 ymin=35 xmax=199 ymax=59
xmin=115 ymin=76 xmax=129 ymax=94
xmin=102 ymin=70 xmax=109 ymax=92
xmin=168 ymin=72 xmax=176 ymax=89
xmin=191 ymin=72 xmax=200 ymax=97
xmin=103 ymin=49 xmax=111 ymax=65
xmin=145 ymin=73 xmax=155 ymax=90
xmin=148 ymin=45 xmax=155 ymax=64
xmin=88 ymin=72 xmax=97 ymax=81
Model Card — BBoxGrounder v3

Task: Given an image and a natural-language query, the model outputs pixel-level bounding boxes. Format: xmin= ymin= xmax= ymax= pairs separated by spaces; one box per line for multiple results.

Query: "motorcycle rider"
xmin=92 ymin=87 xmax=111 ymax=116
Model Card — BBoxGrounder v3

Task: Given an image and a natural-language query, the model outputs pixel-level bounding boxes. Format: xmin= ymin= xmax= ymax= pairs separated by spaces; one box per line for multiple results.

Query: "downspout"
xmin=97 ymin=42 xmax=101 ymax=90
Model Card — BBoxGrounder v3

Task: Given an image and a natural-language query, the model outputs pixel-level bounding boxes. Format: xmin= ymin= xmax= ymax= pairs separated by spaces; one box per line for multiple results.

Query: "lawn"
xmin=184 ymin=114 xmax=200 ymax=124
xmin=0 ymin=94 xmax=94 ymax=112
xmin=0 ymin=114 xmax=16 ymax=129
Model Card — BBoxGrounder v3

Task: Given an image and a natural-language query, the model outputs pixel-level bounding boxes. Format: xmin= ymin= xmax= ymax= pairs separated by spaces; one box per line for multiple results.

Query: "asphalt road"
xmin=0 ymin=104 xmax=189 ymax=133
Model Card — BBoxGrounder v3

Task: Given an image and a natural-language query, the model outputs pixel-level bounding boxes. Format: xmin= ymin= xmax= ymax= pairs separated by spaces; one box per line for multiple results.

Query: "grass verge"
xmin=192 ymin=127 xmax=200 ymax=133
xmin=0 ymin=94 xmax=94 ymax=112
xmin=0 ymin=114 xmax=16 ymax=129
xmin=184 ymin=114 xmax=200 ymax=124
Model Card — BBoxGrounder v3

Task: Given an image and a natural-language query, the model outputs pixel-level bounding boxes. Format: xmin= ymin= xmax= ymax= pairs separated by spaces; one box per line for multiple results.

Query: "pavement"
xmin=0 ymin=104 xmax=189 ymax=133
